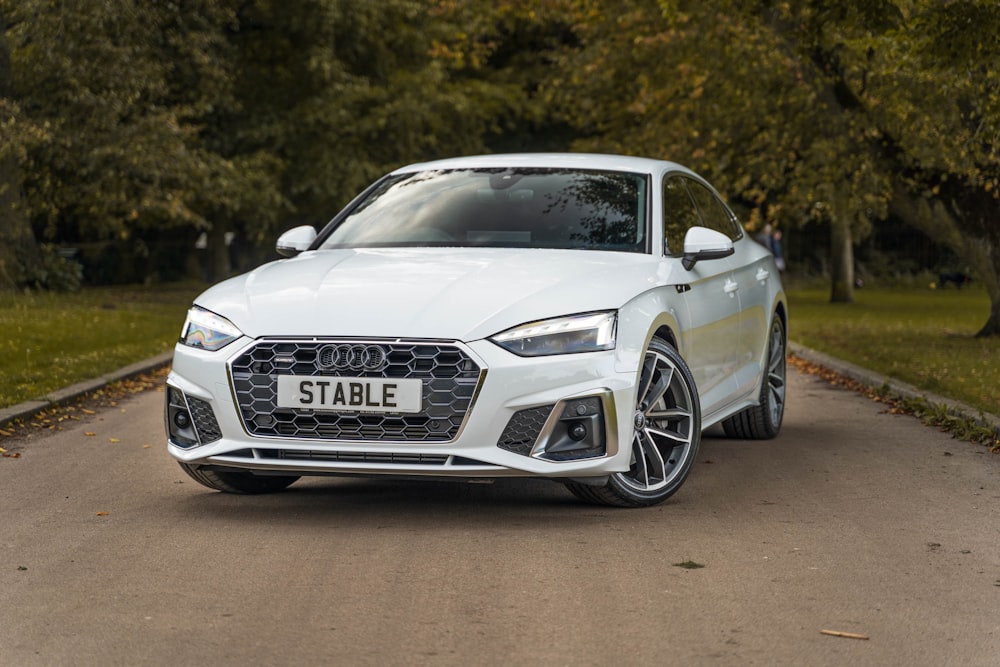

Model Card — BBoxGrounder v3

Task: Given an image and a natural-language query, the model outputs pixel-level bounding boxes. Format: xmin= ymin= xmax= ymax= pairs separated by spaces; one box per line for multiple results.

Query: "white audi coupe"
xmin=166 ymin=153 xmax=787 ymax=507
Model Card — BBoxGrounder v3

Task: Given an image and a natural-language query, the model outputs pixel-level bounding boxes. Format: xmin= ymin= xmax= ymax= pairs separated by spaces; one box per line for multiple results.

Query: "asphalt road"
xmin=1 ymin=368 xmax=998 ymax=666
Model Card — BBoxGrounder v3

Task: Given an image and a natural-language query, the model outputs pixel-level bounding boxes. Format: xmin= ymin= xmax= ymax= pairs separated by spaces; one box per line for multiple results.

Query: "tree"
xmin=852 ymin=1 xmax=1000 ymax=336
xmin=2 ymin=0 xmax=535 ymax=283
xmin=2 ymin=0 xmax=278 ymax=283
xmin=538 ymin=0 xmax=999 ymax=331
xmin=541 ymin=0 xmax=887 ymax=303
xmin=0 ymin=4 xmax=39 ymax=288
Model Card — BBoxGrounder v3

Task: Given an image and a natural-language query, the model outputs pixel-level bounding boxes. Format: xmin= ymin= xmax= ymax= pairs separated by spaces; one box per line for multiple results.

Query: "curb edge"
xmin=0 ymin=351 xmax=174 ymax=428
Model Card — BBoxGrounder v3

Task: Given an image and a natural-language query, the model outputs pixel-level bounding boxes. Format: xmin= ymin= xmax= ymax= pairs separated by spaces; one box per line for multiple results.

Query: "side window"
xmin=685 ymin=179 xmax=741 ymax=241
xmin=662 ymin=175 xmax=701 ymax=256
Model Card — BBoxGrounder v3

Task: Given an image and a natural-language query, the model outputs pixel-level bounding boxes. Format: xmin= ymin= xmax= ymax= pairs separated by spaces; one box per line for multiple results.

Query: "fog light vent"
xmin=537 ymin=396 xmax=607 ymax=462
xmin=497 ymin=405 xmax=554 ymax=456
xmin=166 ymin=386 xmax=222 ymax=448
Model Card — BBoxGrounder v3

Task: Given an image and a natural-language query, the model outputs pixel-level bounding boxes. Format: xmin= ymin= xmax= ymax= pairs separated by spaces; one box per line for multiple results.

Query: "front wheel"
xmin=179 ymin=463 xmax=300 ymax=494
xmin=565 ymin=337 xmax=701 ymax=507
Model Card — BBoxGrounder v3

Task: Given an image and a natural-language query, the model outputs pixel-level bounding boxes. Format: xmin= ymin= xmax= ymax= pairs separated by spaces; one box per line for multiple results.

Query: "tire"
xmin=565 ymin=337 xmax=701 ymax=507
xmin=178 ymin=463 xmax=299 ymax=494
xmin=722 ymin=314 xmax=786 ymax=439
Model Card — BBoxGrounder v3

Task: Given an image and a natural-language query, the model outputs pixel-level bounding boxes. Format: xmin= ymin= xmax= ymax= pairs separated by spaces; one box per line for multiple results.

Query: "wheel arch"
xmin=774 ymin=297 xmax=788 ymax=334
xmin=613 ymin=290 xmax=684 ymax=375
xmin=652 ymin=324 xmax=678 ymax=349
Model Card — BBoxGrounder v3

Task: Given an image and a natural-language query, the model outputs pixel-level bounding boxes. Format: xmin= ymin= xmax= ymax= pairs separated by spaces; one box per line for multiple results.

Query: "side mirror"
xmin=275 ymin=225 xmax=317 ymax=258
xmin=681 ymin=226 xmax=734 ymax=270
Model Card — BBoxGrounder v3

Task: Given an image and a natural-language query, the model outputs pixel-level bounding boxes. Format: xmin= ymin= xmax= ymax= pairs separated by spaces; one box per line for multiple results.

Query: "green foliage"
xmin=0 ymin=0 xmax=997 ymax=333
xmin=536 ymin=0 xmax=999 ymax=324
xmin=1 ymin=0 xmax=541 ymax=283
xmin=5 ymin=0 xmax=244 ymax=237
xmin=21 ymin=244 xmax=82 ymax=292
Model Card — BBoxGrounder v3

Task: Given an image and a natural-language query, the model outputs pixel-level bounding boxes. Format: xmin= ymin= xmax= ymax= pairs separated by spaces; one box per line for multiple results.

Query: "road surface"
xmin=1 ymin=368 xmax=998 ymax=666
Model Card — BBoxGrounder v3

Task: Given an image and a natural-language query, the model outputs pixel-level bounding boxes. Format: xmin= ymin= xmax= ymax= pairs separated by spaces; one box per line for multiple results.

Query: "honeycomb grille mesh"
xmin=187 ymin=396 xmax=223 ymax=444
xmin=230 ymin=340 xmax=482 ymax=442
xmin=497 ymin=405 xmax=554 ymax=456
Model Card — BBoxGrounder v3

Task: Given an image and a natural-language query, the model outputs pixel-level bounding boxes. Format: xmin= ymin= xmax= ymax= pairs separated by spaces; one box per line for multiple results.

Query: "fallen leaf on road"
xmin=673 ymin=560 xmax=705 ymax=569
xmin=820 ymin=629 xmax=869 ymax=640
xmin=109 ymin=438 xmax=120 ymax=443
xmin=2 ymin=451 xmax=21 ymax=458
xmin=84 ymin=432 xmax=96 ymax=437
xmin=0 ymin=446 xmax=6 ymax=453
xmin=96 ymin=511 xmax=109 ymax=516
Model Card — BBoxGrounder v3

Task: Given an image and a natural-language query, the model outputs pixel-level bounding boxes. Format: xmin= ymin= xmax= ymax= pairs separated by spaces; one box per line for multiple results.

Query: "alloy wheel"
xmin=615 ymin=345 xmax=697 ymax=494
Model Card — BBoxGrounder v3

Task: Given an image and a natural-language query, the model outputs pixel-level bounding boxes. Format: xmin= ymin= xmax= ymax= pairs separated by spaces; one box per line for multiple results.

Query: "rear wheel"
xmin=565 ymin=337 xmax=701 ymax=507
xmin=722 ymin=315 xmax=786 ymax=439
xmin=179 ymin=463 xmax=300 ymax=494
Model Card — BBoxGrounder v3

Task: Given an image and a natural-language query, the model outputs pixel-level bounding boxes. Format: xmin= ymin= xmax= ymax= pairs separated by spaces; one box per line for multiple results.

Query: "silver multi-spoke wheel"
xmin=722 ymin=313 xmax=786 ymax=439
xmin=765 ymin=319 xmax=786 ymax=427
xmin=565 ymin=337 xmax=701 ymax=507
xmin=617 ymin=345 xmax=697 ymax=494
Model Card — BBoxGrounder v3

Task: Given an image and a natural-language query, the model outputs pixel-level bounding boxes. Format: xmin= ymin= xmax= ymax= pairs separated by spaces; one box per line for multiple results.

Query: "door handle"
xmin=724 ymin=279 xmax=739 ymax=295
xmin=756 ymin=268 xmax=769 ymax=282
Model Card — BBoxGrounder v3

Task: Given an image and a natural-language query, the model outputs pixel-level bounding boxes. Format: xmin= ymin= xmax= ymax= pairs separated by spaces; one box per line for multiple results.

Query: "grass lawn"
xmin=787 ymin=284 xmax=999 ymax=417
xmin=0 ymin=283 xmax=202 ymax=408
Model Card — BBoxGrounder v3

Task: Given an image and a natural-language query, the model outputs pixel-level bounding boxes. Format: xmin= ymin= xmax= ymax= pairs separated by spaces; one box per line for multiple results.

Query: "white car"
xmin=166 ymin=153 xmax=786 ymax=507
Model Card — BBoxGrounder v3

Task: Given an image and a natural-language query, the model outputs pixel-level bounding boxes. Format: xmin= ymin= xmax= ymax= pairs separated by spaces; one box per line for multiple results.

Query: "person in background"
xmin=771 ymin=229 xmax=785 ymax=272
xmin=755 ymin=223 xmax=773 ymax=249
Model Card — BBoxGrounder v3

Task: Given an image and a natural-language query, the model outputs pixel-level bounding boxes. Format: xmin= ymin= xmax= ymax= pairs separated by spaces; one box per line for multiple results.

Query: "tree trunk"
xmin=0 ymin=11 xmax=40 ymax=290
xmin=0 ymin=164 xmax=35 ymax=290
xmin=977 ymin=298 xmax=1000 ymax=338
xmin=890 ymin=184 xmax=1000 ymax=338
xmin=972 ymin=240 xmax=1000 ymax=338
xmin=206 ymin=219 xmax=233 ymax=283
xmin=829 ymin=215 xmax=854 ymax=303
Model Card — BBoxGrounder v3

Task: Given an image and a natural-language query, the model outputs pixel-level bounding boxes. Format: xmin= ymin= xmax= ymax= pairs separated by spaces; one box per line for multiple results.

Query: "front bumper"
xmin=166 ymin=337 xmax=639 ymax=479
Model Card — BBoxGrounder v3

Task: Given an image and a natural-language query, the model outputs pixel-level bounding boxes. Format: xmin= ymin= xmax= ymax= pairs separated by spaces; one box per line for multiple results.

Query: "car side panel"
xmin=728 ymin=237 xmax=777 ymax=399
xmin=616 ymin=258 xmax=741 ymax=421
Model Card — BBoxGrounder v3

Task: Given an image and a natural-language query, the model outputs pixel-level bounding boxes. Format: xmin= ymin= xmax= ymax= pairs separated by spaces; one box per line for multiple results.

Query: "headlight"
xmin=490 ymin=311 xmax=617 ymax=356
xmin=180 ymin=306 xmax=243 ymax=351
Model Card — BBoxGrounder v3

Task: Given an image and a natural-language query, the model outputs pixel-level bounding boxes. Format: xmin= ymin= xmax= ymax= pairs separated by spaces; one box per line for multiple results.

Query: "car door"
xmin=686 ymin=178 xmax=769 ymax=400
xmin=662 ymin=174 xmax=741 ymax=420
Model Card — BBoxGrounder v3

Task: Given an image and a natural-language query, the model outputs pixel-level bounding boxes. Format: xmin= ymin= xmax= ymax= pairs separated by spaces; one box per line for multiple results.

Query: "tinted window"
xmin=662 ymin=175 xmax=701 ymax=256
xmin=686 ymin=179 xmax=740 ymax=241
xmin=319 ymin=168 xmax=648 ymax=253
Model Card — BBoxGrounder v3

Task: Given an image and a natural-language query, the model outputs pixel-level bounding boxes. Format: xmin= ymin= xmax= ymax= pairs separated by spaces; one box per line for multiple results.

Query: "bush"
xmin=22 ymin=244 xmax=83 ymax=292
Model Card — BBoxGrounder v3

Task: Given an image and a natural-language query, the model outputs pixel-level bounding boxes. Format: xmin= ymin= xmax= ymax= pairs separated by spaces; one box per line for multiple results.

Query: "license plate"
xmin=276 ymin=375 xmax=422 ymax=414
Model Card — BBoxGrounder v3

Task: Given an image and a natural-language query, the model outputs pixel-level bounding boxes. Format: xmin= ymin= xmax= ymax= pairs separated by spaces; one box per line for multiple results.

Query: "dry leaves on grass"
xmin=789 ymin=355 xmax=1000 ymax=451
xmin=0 ymin=366 xmax=169 ymax=451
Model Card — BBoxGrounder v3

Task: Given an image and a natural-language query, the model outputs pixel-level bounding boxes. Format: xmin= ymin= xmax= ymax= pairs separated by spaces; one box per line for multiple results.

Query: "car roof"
xmin=392 ymin=153 xmax=696 ymax=177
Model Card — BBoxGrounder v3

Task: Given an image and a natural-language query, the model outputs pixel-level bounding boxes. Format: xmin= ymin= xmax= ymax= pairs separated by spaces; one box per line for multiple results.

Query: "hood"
xmin=195 ymin=248 xmax=674 ymax=341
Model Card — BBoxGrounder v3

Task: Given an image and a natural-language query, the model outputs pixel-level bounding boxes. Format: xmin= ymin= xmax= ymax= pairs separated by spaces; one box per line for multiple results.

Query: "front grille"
xmin=230 ymin=339 xmax=483 ymax=442
xmin=497 ymin=405 xmax=554 ymax=455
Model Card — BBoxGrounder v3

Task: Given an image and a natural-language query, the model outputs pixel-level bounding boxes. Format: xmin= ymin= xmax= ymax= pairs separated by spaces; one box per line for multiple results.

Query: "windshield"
xmin=318 ymin=168 xmax=648 ymax=253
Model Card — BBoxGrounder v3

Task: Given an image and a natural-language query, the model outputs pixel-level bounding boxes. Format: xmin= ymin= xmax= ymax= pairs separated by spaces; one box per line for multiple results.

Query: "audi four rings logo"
xmin=317 ymin=344 xmax=388 ymax=371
